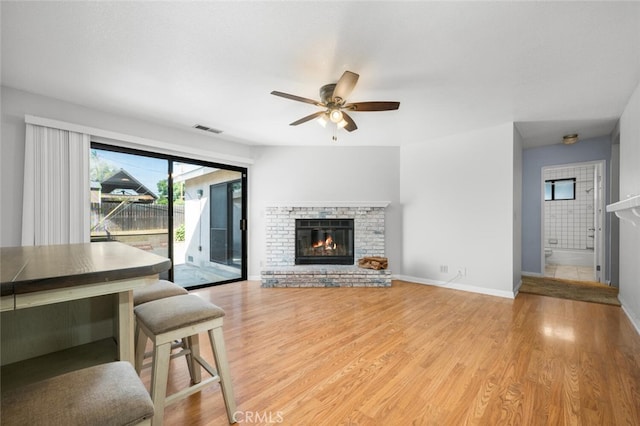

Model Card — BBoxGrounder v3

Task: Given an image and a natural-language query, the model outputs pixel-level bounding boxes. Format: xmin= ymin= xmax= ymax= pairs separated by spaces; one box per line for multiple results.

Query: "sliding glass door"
xmin=210 ymin=179 xmax=243 ymax=267
xmin=89 ymin=148 xmax=171 ymax=280
xmin=90 ymin=144 xmax=247 ymax=288
xmin=173 ymin=163 xmax=244 ymax=286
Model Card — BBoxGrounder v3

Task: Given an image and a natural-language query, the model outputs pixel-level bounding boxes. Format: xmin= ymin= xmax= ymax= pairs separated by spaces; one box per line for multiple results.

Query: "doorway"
xmin=541 ymin=160 xmax=606 ymax=283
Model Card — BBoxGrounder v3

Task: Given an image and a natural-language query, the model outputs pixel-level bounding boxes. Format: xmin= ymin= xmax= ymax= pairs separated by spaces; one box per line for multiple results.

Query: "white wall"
xmin=399 ymin=123 xmax=517 ymax=298
xmin=618 ymin=80 xmax=640 ymax=334
xmin=513 ymin=126 xmax=523 ymax=292
xmin=248 ymin=145 xmax=401 ymax=279
xmin=610 ymin=141 xmax=620 ymax=286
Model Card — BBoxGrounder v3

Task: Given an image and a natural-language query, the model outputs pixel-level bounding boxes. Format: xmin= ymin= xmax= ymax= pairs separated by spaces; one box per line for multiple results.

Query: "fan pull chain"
xmin=332 ymin=126 xmax=338 ymax=142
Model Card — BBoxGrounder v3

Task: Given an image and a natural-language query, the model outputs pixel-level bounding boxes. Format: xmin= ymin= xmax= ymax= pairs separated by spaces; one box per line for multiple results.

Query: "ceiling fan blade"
xmin=289 ymin=110 xmax=326 ymax=126
xmin=344 ymin=101 xmax=400 ymax=111
xmin=332 ymin=71 xmax=359 ymax=103
xmin=341 ymin=112 xmax=358 ymax=132
xmin=271 ymin=91 xmax=323 ymax=106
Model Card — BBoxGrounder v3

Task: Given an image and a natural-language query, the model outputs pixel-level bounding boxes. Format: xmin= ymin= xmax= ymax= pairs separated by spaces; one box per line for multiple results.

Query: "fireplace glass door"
xmin=295 ymin=219 xmax=354 ymax=265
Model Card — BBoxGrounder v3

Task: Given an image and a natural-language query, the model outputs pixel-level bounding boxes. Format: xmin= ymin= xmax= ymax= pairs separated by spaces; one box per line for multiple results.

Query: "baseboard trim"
xmin=619 ymin=294 xmax=640 ymax=337
xmin=522 ymin=271 xmax=543 ymax=277
xmin=393 ymin=275 xmax=515 ymax=299
xmin=513 ymin=278 xmax=523 ymax=295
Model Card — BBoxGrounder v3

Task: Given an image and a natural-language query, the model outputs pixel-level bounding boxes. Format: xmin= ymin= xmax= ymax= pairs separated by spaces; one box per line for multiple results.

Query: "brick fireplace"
xmin=260 ymin=202 xmax=392 ymax=287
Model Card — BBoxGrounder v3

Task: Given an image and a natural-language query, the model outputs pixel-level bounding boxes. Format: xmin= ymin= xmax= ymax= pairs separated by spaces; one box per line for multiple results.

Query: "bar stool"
xmin=133 ymin=279 xmax=190 ymax=370
xmin=134 ymin=294 xmax=236 ymax=425
xmin=1 ymin=362 xmax=154 ymax=425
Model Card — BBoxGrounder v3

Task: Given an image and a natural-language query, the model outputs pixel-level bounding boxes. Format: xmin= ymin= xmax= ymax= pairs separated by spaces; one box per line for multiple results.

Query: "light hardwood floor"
xmin=141 ymin=280 xmax=640 ymax=425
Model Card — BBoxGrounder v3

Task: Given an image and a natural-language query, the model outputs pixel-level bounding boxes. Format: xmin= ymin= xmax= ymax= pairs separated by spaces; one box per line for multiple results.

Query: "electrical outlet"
xmin=456 ymin=267 xmax=467 ymax=276
xmin=440 ymin=265 xmax=448 ymax=273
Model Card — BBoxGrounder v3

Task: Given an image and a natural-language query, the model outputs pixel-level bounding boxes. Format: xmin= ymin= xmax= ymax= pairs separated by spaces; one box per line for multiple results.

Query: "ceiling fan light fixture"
xmin=329 ymin=109 xmax=343 ymax=123
xmin=562 ymin=134 xmax=579 ymax=145
xmin=271 ymin=70 xmax=400 ymax=139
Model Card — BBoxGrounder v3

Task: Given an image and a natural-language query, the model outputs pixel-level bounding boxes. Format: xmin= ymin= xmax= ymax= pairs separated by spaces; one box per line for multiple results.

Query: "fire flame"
xmin=312 ymin=235 xmax=337 ymax=250
xmin=325 ymin=236 xmax=336 ymax=250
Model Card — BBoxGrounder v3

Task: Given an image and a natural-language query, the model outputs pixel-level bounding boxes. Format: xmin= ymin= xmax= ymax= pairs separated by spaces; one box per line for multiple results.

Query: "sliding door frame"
xmin=91 ymin=142 xmax=248 ymax=287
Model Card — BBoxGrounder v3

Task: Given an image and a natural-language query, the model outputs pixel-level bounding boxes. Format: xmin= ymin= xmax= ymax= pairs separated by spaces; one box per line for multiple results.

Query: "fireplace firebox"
xmin=295 ymin=219 xmax=354 ymax=265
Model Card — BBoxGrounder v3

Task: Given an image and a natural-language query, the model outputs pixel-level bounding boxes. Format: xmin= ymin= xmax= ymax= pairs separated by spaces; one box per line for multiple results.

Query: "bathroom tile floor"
xmin=545 ymin=264 xmax=595 ymax=281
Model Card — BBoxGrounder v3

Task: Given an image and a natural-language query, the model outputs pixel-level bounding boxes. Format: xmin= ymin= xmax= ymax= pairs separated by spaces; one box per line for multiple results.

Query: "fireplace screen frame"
xmin=295 ymin=218 xmax=354 ymax=265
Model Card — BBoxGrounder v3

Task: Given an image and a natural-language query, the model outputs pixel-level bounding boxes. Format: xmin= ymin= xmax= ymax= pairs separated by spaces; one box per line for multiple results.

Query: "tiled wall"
xmin=544 ymin=165 xmax=595 ymax=250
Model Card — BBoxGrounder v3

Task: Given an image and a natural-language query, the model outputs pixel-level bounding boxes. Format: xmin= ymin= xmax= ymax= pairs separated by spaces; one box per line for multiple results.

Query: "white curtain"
xmin=22 ymin=124 xmax=90 ymax=245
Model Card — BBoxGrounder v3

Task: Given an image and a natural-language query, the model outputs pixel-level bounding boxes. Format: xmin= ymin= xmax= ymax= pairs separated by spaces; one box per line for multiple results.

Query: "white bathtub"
xmin=545 ymin=248 xmax=594 ymax=267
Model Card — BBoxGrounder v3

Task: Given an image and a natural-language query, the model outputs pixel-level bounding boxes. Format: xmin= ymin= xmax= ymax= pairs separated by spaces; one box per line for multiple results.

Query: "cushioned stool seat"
xmin=134 ymin=294 xmax=236 ymax=425
xmin=133 ymin=280 xmax=188 ymax=306
xmin=1 ymin=361 xmax=154 ymax=426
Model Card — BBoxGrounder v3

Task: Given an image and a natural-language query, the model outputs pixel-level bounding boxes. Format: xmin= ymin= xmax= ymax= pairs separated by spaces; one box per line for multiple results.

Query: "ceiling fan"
xmin=271 ymin=71 xmax=400 ymax=134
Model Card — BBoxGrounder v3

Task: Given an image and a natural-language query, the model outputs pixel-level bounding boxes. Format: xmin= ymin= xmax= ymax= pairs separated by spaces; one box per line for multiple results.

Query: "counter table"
xmin=0 ymin=242 xmax=171 ymax=363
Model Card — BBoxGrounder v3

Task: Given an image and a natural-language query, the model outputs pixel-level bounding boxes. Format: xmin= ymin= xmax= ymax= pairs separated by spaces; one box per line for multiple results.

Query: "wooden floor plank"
xmin=140 ymin=280 xmax=640 ymax=425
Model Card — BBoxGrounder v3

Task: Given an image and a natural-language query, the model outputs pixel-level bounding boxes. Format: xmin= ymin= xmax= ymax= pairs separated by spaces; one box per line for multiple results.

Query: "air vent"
xmin=193 ymin=124 xmax=223 ymax=134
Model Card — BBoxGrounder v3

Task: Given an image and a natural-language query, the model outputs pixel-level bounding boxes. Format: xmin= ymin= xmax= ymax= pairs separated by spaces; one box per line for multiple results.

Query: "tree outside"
xmin=156 ymin=179 xmax=185 ymax=206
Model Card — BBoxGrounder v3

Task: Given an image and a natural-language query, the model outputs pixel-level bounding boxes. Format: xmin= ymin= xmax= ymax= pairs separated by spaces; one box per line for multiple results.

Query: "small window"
xmin=545 ymin=178 xmax=576 ymax=201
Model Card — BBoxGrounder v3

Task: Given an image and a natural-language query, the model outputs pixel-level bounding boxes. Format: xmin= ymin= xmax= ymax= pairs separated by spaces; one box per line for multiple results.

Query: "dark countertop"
xmin=1 ymin=242 xmax=171 ymax=296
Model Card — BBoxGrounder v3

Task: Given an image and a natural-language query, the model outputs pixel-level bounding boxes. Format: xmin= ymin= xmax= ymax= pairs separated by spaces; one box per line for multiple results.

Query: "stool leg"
xmin=135 ymin=325 xmax=147 ymax=374
xmin=150 ymin=342 xmax=171 ymax=426
xmin=208 ymin=327 xmax=237 ymax=424
xmin=185 ymin=335 xmax=202 ymax=384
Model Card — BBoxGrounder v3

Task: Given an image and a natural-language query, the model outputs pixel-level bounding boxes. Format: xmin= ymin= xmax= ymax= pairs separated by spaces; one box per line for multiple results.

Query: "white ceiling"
xmin=2 ymin=1 xmax=639 ymax=149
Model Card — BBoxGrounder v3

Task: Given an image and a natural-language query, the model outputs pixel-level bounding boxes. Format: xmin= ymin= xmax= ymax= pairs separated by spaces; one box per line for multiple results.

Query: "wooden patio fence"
xmin=91 ymin=202 xmax=184 ymax=233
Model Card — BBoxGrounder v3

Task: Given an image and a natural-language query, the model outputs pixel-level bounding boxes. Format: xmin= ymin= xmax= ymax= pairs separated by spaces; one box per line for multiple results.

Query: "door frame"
xmin=540 ymin=160 xmax=606 ymax=282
